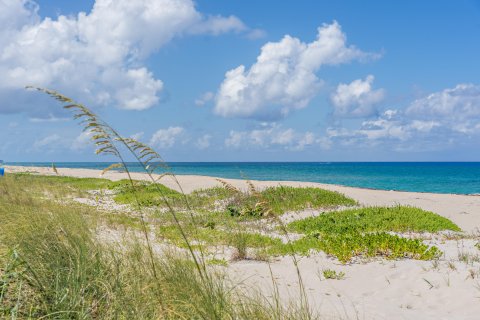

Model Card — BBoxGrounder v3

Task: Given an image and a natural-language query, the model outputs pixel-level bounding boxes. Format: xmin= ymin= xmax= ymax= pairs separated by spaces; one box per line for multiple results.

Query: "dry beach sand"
xmin=6 ymin=165 xmax=480 ymax=319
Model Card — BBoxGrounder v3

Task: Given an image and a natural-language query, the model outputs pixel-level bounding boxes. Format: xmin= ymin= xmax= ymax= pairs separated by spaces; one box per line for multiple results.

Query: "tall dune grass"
xmin=0 ymin=175 xmax=313 ymax=318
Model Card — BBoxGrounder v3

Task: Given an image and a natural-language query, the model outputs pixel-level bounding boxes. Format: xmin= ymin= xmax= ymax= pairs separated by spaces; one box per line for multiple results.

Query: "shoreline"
xmin=6 ymin=165 xmax=480 ymax=233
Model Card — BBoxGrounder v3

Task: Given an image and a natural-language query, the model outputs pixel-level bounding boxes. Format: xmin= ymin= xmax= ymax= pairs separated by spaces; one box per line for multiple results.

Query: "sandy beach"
xmin=6 ymin=165 xmax=480 ymax=319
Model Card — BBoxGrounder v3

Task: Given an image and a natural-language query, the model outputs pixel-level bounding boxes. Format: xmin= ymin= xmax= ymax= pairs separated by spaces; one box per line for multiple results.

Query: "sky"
xmin=1 ymin=0 xmax=480 ymax=162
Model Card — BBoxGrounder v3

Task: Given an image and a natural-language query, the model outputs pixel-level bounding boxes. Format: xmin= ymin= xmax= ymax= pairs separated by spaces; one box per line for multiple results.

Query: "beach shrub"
xmin=217 ymin=179 xmax=273 ymax=218
xmin=226 ymin=198 xmax=267 ymax=217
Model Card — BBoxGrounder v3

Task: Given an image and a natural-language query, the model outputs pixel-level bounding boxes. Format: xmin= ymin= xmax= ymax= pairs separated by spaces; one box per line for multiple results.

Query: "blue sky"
xmin=1 ymin=0 xmax=480 ymax=162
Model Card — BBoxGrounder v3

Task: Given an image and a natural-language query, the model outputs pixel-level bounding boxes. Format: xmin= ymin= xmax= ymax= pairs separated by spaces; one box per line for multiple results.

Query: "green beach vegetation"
xmin=269 ymin=206 xmax=459 ymax=263
xmin=322 ymin=269 xmax=346 ymax=280
xmin=112 ymin=180 xmax=356 ymax=214
xmin=0 ymin=88 xmax=463 ymax=318
xmin=288 ymin=206 xmax=461 ymax=234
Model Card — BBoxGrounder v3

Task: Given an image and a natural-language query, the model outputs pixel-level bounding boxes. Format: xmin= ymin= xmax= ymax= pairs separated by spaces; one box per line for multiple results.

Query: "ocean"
xmin=6 ymin=162 xmax=480 ymax=195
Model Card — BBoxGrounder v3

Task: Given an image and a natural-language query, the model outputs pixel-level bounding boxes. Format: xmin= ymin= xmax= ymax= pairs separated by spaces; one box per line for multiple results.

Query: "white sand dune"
xmin=6 ymin=165 xmax=480 ymax=319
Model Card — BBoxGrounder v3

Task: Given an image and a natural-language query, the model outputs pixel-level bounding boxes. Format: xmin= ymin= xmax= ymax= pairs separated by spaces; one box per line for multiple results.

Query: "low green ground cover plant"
xmin=157 ymin=224 xmax=282 ymax=251
xmin=288 ymin=206 xmax=461 ymax=234
xmin=113 ymin=180 xmax=185 ymax=206
xmin=262 ymin=186 xmax=357 ymax=214
xmin=317 ymin=232 xmax=441 ymax=263
xmin=322 ymin=269 xmax=345 ymax=280
xmin=268 ymin=232 xmax=441 ymax=263
xmin=271 ymin=206 xmax=460 ymax=263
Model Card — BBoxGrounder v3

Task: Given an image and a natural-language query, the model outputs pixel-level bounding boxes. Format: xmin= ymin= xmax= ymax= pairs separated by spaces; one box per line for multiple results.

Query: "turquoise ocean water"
xmin=6 ymin=162 xmax=480 ymax=195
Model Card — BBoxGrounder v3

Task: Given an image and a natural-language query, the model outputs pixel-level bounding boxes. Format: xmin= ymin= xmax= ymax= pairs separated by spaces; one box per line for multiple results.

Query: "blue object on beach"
xmin=0 ymin=160 xmax=4 ymax=176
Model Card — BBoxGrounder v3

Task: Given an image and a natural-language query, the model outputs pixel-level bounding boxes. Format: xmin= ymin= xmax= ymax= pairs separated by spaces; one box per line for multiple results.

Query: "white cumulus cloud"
xmin=331 ymin=75 xmax=385 ymax=117
xmin=0 ymin=0 xmax=249 ymax=115
xmin=214 ymin=21 xmax=378 ymax=119
xmin=406 ymin=83 xmax=480 ymax=130
xmin=150 ymin=126 xmax=185 ymax=149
